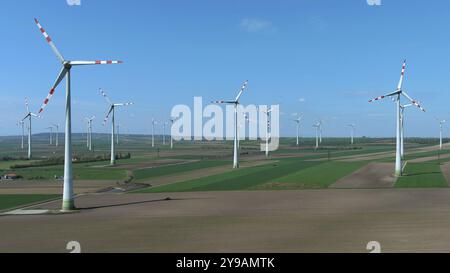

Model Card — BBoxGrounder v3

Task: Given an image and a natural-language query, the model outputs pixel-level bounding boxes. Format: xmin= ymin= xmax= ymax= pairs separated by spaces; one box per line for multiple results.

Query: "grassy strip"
xmin=0 ymin=194 xmax=60 ymax=211
xmin=395 ymin=163 xmax=448 ymax=188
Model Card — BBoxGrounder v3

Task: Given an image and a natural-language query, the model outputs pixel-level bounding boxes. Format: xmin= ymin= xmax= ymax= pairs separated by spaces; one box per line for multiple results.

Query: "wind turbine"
xmin=163 ymin=121 xmax=168 ymax=146
xmin=151 ymin=119 xmax=157 ymax=148
xmin=293 ymin=113 xmax=303 ymax=147
xmin=169 ymin=117 xmax=177 ymax=149
xmin=46 ymin=126 xmax=54 ymax=145
xmin=22 ymin=98 xmax=38 ymax=159
xmin=436 ymin=118 xmax=446 ymax=150
xmin=369 ymin=60 xmax=425 ymax=176
xmin=34 ymin=18 xmax=122 ymax=211
xmin=263 ymin=108 xmax=272 ymax=157
xmin=313 ymin=122 xmax=320 ymax=149
xmin=17 ymin=121 xmax=25 ymax=149
xmin=347 ymin=124 xmax=355 ymax=145
xmin=101 ymin=89 xmax=133 ymax=165
xmin=85 ymin=116 xmax=95 ymax=151
xmin=212 ymin=80 xmax=248 ymax=168
xmin=53 ymin=124 xmax=60 ymax=147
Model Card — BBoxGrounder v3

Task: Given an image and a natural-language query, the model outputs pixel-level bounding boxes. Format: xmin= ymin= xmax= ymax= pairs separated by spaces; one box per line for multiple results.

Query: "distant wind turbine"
xmin=151 ymin=118 xmax=157 ymax=148
xmin=22 ymin=98 xmax=38 ymax=159
xmin=101 ymin=89 xmax=133 ymax=165
xmin=46 ymin=126 xmax=54 ymax=145
xmin=263 ymin=107 xmax=272 ymax=157
xmin=212 ymin=80 xmax=248 ymax=168
xmin=293 ymin=113 xmax=303 ymax=147
xmin=53 ymin=123 xmax=60 ymax=147
xmin=163 ymin=121 xmax=168 ymax=146
xmin=313 ymin=122 xmax=321 ymax=149
xmin=347 ymin=124 xmax=356 ymax=145
xmin=436 ymin=118 xmax=446 ymax=150
xmin=85 ymin=116 xmax=95 ymax=151
xmin=17 ymin=121 xmax=25 ymax=149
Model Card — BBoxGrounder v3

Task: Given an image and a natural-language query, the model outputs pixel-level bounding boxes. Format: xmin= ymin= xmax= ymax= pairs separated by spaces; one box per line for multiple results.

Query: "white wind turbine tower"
xmin=84 ymin=119 xmax=89 ymax=148
xmin=34 ymin=18 xmax=122 ymax=211
xmin=436 ymin=118 xmax=446 ymax=150
xmin=293 ymin=113 xmax=303 ymax=147
xmin=53 ymin=124 xmax=59 ymax=147
xmin=347 ymin=124 xmax=355 ymax=145
xmin=101 ymin=89 xmax=133 ymax=165
xmin=46 ymin=126 xmax=54 ymax=145
xmin=17 ymin=121 xmax=25 ymax=149
xmin=116 ymin=123 xmax=120 ymax=145
xmin=212 ymin=80 xmax=248 ymax=168
xmin=22 ymin=98 xmax=38 ymax=159
xmin=85 ymin=116 xmax=95 ymax=151
xmin=369 ymin=60 xmax=425 ymax=176
xmin=318 ymin=120 xmax=323 ymax=144
xmin=399 ymin=103 xmax=413 ymax=159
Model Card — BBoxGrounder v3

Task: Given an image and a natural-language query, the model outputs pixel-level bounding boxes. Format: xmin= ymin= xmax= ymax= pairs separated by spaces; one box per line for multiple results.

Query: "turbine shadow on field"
xmin=403 ymin=171 xmax=441 ymax=177
xmin=79 ymin=197 xmax=211 ymax=210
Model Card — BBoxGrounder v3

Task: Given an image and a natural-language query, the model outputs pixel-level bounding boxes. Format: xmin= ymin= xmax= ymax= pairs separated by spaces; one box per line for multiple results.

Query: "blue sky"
xmin=0 ymin=0 xmax=449 ymax=137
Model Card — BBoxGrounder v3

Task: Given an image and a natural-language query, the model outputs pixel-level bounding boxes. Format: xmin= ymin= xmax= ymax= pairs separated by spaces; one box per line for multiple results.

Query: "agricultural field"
xmin=0 ymin=135 xmax=448 ymax=198
xmin=2 ymin=135 xmax=450 ymax=252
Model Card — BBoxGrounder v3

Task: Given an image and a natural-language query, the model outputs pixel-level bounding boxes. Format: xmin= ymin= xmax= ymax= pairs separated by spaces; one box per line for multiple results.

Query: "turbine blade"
xmin=70 ymin=60 xmax=123 ymax=66
xmin=34 ymin=18 xmax=65 ymax=63
xmin=38 ymin=67 xmax=69 ymax=114
xmin=22 ymin=113 xmax=31 ymax=121
xmin=401 ymin=91 xmax=426 ymax=112
xmin=103 ymin=106 xmax=114 ymax=125
xmin=211 ymin=100 xmax=235 ymax=104
xmin=397 ymin=60 xmax=407 ymax=90
xmin=100 ymin=88 xmax=113 ymax=105
xmin=368 ymin=90 xmax=400 ymax=102
xmin=114 ymin=102 xmax=134 ymax=107
xmin=235 ymin=80 xmax=249 ymax=102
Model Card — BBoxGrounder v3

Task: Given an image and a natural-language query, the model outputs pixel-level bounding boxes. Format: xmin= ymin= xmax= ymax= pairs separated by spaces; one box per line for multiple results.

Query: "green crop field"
xmin=0 ymin=194 xmax=60 ymax=211
xmin=12 ymin=165 xmax=127 ymax=181
xmin=135 ymin=158 xmax=368 ymax=193
xmin=395 ymin=163 xmax=448 ymax=188
xmin=133 ymin=160 xmax=229 ymax=181
xmin=1 ymin=134 xmax=448 ymax=195
xmin=256 ymin=161 xmax=368 ymax=190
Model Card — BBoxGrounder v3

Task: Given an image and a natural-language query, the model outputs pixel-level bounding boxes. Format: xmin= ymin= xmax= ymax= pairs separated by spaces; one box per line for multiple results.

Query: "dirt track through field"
xmin=4 ymin=189 xmax=450 ymax=252
xmin=330 ymin=163 xmax=396 ymax=189
xmin=440 ymin=163 xmax=450 ymax=186
xmin=330 ymin=143 xmax=450 ymax=163
xmin=409 ymin=153 xmax=450 ymax=163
